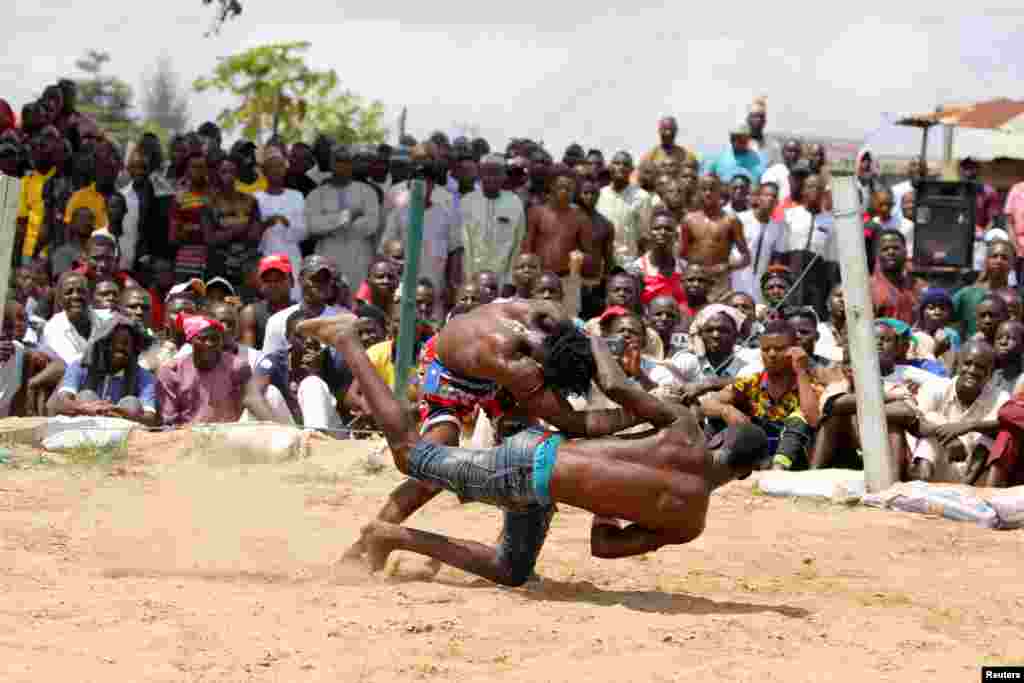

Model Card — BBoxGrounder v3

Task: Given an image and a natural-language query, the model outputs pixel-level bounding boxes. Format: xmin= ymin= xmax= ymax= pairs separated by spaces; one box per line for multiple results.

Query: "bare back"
xmin=525 ymin=205 xmax=586 ymax=273
xmin=433 ymin=299 xmax=567 ymax=397
xmin=683 ymin=209 xmax=743 ymax=267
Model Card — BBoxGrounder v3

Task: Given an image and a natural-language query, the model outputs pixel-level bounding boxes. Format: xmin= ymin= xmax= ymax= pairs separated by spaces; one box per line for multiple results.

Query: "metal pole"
xmin=919 ymin=125 xmax=930 ymax=163
xmin=392 ymin=180 xmax=425 ymax=398
xmin=0 ymin=176 xmax=21 ymax=333
xmin=831 ymin=174 xmax=896 ymax=492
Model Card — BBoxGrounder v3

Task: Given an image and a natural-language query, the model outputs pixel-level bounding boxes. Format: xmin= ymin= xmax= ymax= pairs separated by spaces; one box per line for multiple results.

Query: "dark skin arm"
xmin=243 ymin=374 xmax=279 ymax=423
xmin=445 ymin=247 xmax=464 ymax=310
xmin=522 ymin=207 xmax=540 ymax=255
xmin=238 ymin=304 xmax=260 ymax=348
xmin=919 ymin=419 xmax=1001 ymax=451
xmin=702 ymin=385 xmax=750 ymax=426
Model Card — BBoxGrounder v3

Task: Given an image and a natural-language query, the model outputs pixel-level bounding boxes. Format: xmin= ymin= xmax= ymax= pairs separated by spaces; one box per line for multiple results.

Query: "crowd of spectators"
xmin=3 ymin=84 xmax=1024 ymax=488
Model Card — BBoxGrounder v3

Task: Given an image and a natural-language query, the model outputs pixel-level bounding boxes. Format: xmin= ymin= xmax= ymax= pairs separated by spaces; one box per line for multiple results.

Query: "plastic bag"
xmin=861 ymin=481 xmax=999 ymax=529
xmin=755 ymin=469 xmax=866 ymax=504
xmin=188 ymin=422 xmax=311 ymax=465
xmin=40 ymin=416 xmax=138 ymax=452
xmin=985 ymin=486 xmax=1024 ymax=530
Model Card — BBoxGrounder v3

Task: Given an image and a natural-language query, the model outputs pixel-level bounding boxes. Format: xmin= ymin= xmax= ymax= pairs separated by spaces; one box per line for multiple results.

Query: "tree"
xmin=141 ymin=56 xmax=190 ymax=135
xmin=192 ymin=41 xmax=387 ymax=145
xmin=75 ymin=50 xmax=142 ymax=146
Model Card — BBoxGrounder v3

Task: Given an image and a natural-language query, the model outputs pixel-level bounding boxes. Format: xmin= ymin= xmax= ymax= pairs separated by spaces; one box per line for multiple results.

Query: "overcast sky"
xmin=3 ymin=2 xmax=1023 ymax=156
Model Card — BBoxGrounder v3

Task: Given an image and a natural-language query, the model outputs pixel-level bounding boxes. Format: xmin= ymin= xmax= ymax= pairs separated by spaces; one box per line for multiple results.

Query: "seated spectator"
xmin=757 ymin=265 xmax=793 ymax=323
xmin=994 ymin=287 xmax=1024 ymax=323
xmin=472 ymin=269 xmax=500 ymax=304
xmin=725 ymin=291 xmax=761 ymax=349
xmin=703 ymin=320 xmax=821 ymax=471
xmin=646 ymin=294 xmax=689 ymax=359
xmin=48 ymin=314 xmax=157 ymax=426
xmin=414 ymin=277 xmax=439 ymax=325
xmin=993 ymin=321 xmax=1024 ymax=394
xmin=0 ymin=300 xmax=64 ymax=417
xmin=204 ymin=277 xmax=236 ymax=307
xmin=625 ymin=208 xmax=687 ymax=310
xmin=244 ymin=309 xmax=355 ymax=428
xmin=139 ymin=282 xmax=200 ymax=370
xmin=953 ymin=239 xmax=1015 ymax=338
xmin=877 ymin=318 xmax=948 ymax=379
xmin=911 ymin=288 xmax=961 ymax=370
xmin=92 ymin=277 xmax=121 ymax=312
xmin=41 ymin=271 xmax=101 ymax=365
xmin=652 ymin=304 xmax=755 ymax=403
xmin=503 ymin=252 xmax=542 ymax=300
xmin=905 ymin=341 xmax=1008 ymax=483
xmin=530 ymin=266 xmax=582 ymax=320
xmin=972 ymin=293 xmax=1010 ymax=345
xmin=262 ymin=254 xmax=346 ymax=354
xmin=870 ymin=229 xmax=919 ymax=324
xmin=454 ymin=281 xmax=484 ymax=312
xmin=239 ymin=254 xmax=294 ymax=349
xmin=584 ymin=271 xmax=663 ymax=358
xmin=356 ymin=303 xmax=388 ymax=350
xmin=355 ymin=239 xmax=405 ymax=304
xmin=177 ymin=300 xmax=261 ymax=370
xmin=50 ymin=206 xmax=93 ymax=275
xmin=157 ymin=314 xmax=252 ymax=426
xmin=119 ymin=287 xmax=154 ymax=333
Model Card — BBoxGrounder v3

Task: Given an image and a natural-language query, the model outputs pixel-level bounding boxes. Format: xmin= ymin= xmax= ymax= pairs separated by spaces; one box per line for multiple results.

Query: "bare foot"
xmin=360 ymin=521 xmax=401 ymax=573
xmin=297 ymin=313 xmax=360 ymax=348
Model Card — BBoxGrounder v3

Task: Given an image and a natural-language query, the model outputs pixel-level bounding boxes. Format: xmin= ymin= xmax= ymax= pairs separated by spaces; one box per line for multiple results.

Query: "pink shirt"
xmin=1004 ymin=181 xmax=1024 ymax=253
xmin=157 ymin=352 xmax=251 ymax=426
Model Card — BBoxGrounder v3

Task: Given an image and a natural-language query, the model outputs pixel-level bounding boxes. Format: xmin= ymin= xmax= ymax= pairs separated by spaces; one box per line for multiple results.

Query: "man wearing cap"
xmin=597 ymin=151 xmax=652 ymax=267
xmin=704 ymin=124 xmax=766 ymax=184
xmin=158 ymin=314 xmax=253 ymax=426
xmin=240 ymin=254 xmax=294 ymax=350
xmin=262 ymin=254 xmax=346 ymax=354
xmin=459 ymin=154 xmax=526 ymax=287
xmin=305 ymin=145 xmax=380 ymax=295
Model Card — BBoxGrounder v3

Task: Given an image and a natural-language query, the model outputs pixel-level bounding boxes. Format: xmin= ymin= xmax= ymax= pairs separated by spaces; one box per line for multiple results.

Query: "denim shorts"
xmin=406 ymin=428 xmax=562 ymax=510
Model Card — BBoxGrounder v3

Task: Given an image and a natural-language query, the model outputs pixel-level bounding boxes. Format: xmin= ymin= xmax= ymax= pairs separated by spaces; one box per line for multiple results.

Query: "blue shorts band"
xmin=532 ymin=433 xmax=562 ymax=506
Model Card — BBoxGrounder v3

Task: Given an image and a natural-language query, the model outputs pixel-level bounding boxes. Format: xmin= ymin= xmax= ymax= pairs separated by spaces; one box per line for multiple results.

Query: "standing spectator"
xmin=16 ymin=125 xmax=60 ymax=261
xmin=382 ymin=144 xmax=462 ymax=315
xmin=255 ymin=148 xmax=307 ymax=302
xmin=724 ymin=173 xmax=752 ymax=215
xmin=625 ymin=208 xmax=687 ymax=309
xmin=760 ymin=138 xmax=802 ymax=203
xmin=640 ymin=116 xmax=697 ymax=169
xmin=891 ymin=157 xmax=929 ymax=221
xmin=682 ymin=175 xmax=751 ymax=302
xmin=158 ymin=315 xmax=252 ymax=426
xmin=169 ymin=151 xmax=213 ymax=282
xmin=954 ymin=239 xmax=1015 ymax=338
xmin=705 ymin=124 xmax=765 ymax=184
xmin=284 ymin=142 xmax=317 ymax=197
xmin=50 ymin=207 xmax=94 ymax=275
xmin=746 ymin=97 xmax=779 ymax=166
xmin=732 ymin=182 xmax=787 ymax=303
xmin=306 ymin=145 xmax=380 ymax=297
xmin=854 ymin=148 xmax=885 ymax=208
xmin=459 ymin=154 xmax=526 ymax=287
xmin=960 ymin=157 xmax=1002 ymax=230
xmin=781 ymin=175 xmax=837 ymax=316
xmin=596 ymin=151 xmax=651 ymax=267
xmin=207 ymin=156 xmax=261 ymax=286
xmin=230 ymin=141 xmax=267 ymax=194
xmin=307 ymin=135 xmax=334 ymax=186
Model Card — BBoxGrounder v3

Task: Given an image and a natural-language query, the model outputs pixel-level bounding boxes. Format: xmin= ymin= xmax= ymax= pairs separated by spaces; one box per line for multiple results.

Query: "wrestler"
xmin=339 ymin=298 xmax=655 ymax=562
xmin=301 ymin=311 xmax=767 ymax=585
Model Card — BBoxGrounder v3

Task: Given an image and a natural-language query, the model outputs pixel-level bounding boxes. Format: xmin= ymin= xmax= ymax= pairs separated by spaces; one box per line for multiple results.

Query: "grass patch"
xmin=62 ymin=440 xmax=127 ymax=467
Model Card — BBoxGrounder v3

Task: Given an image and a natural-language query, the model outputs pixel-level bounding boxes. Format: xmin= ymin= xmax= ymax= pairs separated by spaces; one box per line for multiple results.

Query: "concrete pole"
xmin=0 ymin=176 xmax=21 ymax=333
xmin=831 ymin=175 xmax=896 ymax=492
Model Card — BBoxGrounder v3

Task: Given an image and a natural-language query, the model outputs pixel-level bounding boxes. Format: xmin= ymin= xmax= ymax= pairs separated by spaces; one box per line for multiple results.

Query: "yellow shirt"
xmin=235 ymin=173 xmax=268 ymax=195
xmin=16 ymin=167 xmax=55 ymax=258
xmin=366 ymin=339 xmax=418 ymax=402
xmin=63 ymin=183 xmax=110 ymax=230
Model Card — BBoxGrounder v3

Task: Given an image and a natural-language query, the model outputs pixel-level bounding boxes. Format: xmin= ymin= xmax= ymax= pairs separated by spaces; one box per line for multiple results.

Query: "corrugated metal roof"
xmin=897 ymin=99 xmax=1024 ymax=130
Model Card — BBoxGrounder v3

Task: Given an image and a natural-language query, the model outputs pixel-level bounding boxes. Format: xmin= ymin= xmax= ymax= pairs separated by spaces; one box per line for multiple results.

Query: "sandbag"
xmin=40 ymin=416 xmax=138 ymax=452
xmin=754 ymin=469 xmax=866 ymax=504
xmin=985 ymin=486 xmax=1024 ymax=530
xmin=861 ymin=481 xmax=999 ymax=529
xmin=188 ymin=422 xmax=312 ymax=465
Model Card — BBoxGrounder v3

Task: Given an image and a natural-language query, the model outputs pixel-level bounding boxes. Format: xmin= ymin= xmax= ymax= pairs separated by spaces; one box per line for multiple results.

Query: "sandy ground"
xmin=2 ymin=430 xmax=1023 ymax=683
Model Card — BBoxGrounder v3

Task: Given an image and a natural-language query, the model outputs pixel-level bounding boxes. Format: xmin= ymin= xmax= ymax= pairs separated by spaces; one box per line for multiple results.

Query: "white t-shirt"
xmin=255 ymin=189 xmax=308 ymax=302
xmin=731 ymin=210 xmax=788 ymax=303
xmin=261 ymin=303 xmax=345 ymax=355
xmin=782 ymin=206 xmax=836 ymax=260
xmin=761 ymin=163 xmax=792 ymax=202
xmin=41 ymin=310 xmax=103 ymax=365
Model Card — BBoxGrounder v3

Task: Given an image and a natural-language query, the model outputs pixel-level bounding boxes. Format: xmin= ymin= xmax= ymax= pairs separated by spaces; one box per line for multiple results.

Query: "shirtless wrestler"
xmin=301 ymin=311 xmax=767 ymax=586
xmin=338 ymin=298 xmax=657 ymax=562
xmin=683 ymin=175 xmax=751 ymax=301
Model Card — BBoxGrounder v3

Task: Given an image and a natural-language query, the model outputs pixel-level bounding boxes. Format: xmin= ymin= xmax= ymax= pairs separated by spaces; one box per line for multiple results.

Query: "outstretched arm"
xmin=590 ymin=517 xmax=699 ymax=558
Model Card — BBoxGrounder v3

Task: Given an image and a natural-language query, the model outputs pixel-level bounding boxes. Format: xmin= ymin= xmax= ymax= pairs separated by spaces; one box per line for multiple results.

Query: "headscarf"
xmin=688 ymin=304 xmax=747 ymax=357
xmin=175 ymin=313 xmax=225 ymax=342
xmin=877 ymin=317 xmax=912 ymax=338
xmin=79 ymin=313 xmax=151 ymax=396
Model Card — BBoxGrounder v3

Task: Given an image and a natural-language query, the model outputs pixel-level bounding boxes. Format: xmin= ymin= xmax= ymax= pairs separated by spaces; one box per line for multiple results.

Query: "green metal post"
xmin=392 ymin=180 xmax=425 ymax=398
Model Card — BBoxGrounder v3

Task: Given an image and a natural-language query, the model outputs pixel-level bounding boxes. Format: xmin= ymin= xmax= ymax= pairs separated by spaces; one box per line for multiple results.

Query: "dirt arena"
xmin=2 ymin=429 xmax=1022 ymax=682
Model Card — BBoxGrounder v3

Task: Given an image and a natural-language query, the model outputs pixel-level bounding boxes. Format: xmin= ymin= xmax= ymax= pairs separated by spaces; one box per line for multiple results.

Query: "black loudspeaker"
xmin=912 ymin=180 xmax=977 ymax=270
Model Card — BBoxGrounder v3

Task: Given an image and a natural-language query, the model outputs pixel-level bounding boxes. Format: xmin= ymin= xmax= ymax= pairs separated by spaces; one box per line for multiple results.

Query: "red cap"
xmin=259 ymin=254 xmax=292 ymax=276
xmin=598 ymin=305 xmax=630 ymax=324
